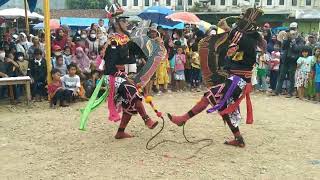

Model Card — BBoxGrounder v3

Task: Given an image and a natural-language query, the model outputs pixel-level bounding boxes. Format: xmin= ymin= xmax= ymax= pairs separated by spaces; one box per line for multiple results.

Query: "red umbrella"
xmin=166 ymin=12 xmax=200 ymax=24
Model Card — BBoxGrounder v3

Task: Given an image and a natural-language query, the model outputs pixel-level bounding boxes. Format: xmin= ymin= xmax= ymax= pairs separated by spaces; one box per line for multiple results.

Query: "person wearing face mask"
xmin=86 ymin=29 xmax=99 ymax=55
xmin=273 ymin=22 xmax=305 ymax=98
xmin=15 ymin=52 xmax=29 ymax=76
xmin=52 ymin=28 xmax=67 ymax=50
xmin=29 ymin=48 xmax=47 ymax=101
xmin=51 ymin=45 xmax=68 ymax=68
xmin=80 ymin=30 xmax=88 ymax=40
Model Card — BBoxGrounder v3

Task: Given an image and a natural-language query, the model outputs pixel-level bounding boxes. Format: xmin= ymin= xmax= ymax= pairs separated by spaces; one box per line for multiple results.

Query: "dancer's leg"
xmin=168 ymin=96 xmax=209 ymax=126
xmin=222 ymin=114 xmax=245 ymax=147
xmin=134 ymin=99 xmax=158 ymax=129
xmin=115 ymin=112 xmax=133 ymax=139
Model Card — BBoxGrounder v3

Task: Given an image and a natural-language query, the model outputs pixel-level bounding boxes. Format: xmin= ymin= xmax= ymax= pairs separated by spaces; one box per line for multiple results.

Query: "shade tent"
xmin=60 ymin=17 xmax=109 ymax=28
xmin=0 ymin=8 xmax=43 ymax=19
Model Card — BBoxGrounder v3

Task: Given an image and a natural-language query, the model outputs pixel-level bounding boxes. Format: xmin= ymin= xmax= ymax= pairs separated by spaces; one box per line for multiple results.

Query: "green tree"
xmin=66 ymin=0 xmax=111 ymax=9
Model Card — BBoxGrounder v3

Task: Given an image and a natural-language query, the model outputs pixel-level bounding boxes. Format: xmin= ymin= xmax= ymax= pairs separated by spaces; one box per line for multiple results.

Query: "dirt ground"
xmin=1 ymin=92 xmax=319 ymax=180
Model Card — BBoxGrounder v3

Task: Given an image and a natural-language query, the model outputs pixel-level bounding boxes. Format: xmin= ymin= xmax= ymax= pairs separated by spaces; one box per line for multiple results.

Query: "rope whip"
xmin=138 ymin=88 xmax=214 ymax=159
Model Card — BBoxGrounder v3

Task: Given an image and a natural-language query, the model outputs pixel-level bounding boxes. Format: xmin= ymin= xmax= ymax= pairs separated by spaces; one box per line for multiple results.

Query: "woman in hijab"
xmin=52 ymin=28 xmax=67 ymax=49
xmin=72 ymin=47 xmax=91 ymax=74
xmin=86 ymin=29 xmax=99 ymax=54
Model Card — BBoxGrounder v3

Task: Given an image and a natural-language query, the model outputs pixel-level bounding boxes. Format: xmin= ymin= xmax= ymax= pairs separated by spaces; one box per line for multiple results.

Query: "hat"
xmin=53 ymin=45 xmax=61 ymax=51
xmin=289 ymin=22 xmax=298 ymax=28
xmin=19 ymin=32 xmax=27 ymax=38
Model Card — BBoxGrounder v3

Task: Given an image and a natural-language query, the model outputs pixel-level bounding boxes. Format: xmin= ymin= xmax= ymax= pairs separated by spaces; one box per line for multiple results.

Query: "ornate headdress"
xmin=236 ymin=7 xmax=264 ymax=32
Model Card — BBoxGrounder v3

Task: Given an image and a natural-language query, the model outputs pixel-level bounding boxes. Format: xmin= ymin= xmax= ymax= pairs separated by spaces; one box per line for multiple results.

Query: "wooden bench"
xmin=0 ymin=76 xmax=31 ymax=105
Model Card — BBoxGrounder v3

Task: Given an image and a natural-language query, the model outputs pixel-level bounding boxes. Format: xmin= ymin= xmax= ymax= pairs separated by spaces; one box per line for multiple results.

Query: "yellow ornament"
xmin=145 ymin=96 xmax=153 ymax=103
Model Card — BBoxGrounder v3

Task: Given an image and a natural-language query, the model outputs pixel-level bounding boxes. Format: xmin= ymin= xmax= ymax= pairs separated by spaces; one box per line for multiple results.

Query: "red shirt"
xmin=48 ymin=80 xmax=62 ymax=98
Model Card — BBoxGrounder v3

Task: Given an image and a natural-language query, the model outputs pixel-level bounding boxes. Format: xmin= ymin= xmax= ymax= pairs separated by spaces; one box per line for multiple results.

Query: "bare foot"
xmin=114 ymin=132 xmax=134 ymax=139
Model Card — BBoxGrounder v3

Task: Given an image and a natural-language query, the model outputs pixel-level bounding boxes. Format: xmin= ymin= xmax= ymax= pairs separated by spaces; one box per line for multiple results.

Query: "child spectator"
xmin=173 ymin=46 xmax=186 ymax=92
xmin=88 ymin=51 xmax=98 ymax=71
xmin=269 ymin=42 xmax=281 ymax=91
xmin=95 ymin=46 xmax=105 ymax=72
xmin=305 ymin=47 xmax=318 ymax=100
xmin=312 ymin=47 xmax=320 ymax=102
xmin=54 ymin=55 xmax=67 ymax=76
xmin=154 ymin=54 xmax=170 ymax=94
xmin=190 ymin=45 xmax=201 ymax=91
xmin=48 ymin=69 xmax=69 ymax=108
xmin=295 ymin=47 xmax=313 ymax=100
xmin=63 ymin=46 xmax=72 ymax=65
xmin=256 ymin=49 xmax=270 ymax=92
xmin=61 ymin=63 xmax=80 ymax=103
xmin=29 ymin=48 xmax=47 ymax=101
xmin=83 ymin=70 xmax=99 ymax=98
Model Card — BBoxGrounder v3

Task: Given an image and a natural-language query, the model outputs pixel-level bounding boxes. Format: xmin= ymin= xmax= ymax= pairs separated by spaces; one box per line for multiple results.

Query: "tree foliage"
xmin=66 ymin=0 xmax=111 ymax=9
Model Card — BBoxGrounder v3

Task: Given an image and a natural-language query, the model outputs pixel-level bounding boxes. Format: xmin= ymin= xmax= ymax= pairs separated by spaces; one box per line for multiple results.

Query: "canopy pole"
xmin=44 ymin=0 xmax=52 ymax=84
xmin=23 ymin=0 xmax=30 ymax=35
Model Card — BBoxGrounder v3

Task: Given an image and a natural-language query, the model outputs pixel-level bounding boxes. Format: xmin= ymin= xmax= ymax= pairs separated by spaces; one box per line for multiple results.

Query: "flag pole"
xmin=44 ymin=0 xmax=52 ymax=83
xmin=23 ymin=0 xmax=30 ymax=35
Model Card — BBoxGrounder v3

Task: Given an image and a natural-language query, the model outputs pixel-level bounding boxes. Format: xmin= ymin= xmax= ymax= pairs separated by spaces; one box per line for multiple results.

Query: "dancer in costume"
xmin=104 ymin=15 xmax=158 ymax=139
xmin=168 ymin=8 xmax=264 ymax=147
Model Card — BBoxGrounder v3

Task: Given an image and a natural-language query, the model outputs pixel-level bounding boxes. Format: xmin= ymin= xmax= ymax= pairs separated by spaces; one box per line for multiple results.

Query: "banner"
xmin=27 ymin=0 xmax=37 ymax=13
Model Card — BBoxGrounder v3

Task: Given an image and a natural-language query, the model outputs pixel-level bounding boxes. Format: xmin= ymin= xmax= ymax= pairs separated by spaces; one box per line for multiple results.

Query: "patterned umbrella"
xmin=166 ymin=12 xmax=200 ymax=25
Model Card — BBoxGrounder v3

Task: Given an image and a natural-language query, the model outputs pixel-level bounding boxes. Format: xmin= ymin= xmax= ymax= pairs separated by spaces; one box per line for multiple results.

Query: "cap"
xmin=53 ymin=45 xmax=61 ymax=51
xmin=289 ymin=22 xmax=298 ymax=28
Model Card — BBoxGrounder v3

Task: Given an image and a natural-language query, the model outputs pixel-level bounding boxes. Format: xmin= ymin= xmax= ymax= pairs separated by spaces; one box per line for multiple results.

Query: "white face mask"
xmin=173 ymin=34 xmax=177 ymax=39
xmin=90 ymin=34 xmax=96 ymax=38
xmin=18 ymin=56 xmax=24 ymax=61
xmin=81 ymin=35 xmax=87 ymax=39
xmin=0 ymin=52 xmax=5 ymax=59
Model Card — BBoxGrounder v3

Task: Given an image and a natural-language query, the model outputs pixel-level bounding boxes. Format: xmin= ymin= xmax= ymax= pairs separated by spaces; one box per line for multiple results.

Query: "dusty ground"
xmin=1 ymin=92 xmax=319 ymax=180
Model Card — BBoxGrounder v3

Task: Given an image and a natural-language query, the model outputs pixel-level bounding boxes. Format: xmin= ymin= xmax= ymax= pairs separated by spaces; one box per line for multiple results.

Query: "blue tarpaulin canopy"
xmin=159 ymin=22 xmax=184 ymax=30
xmin=60 ymin=17 xmax=109 ymax=28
